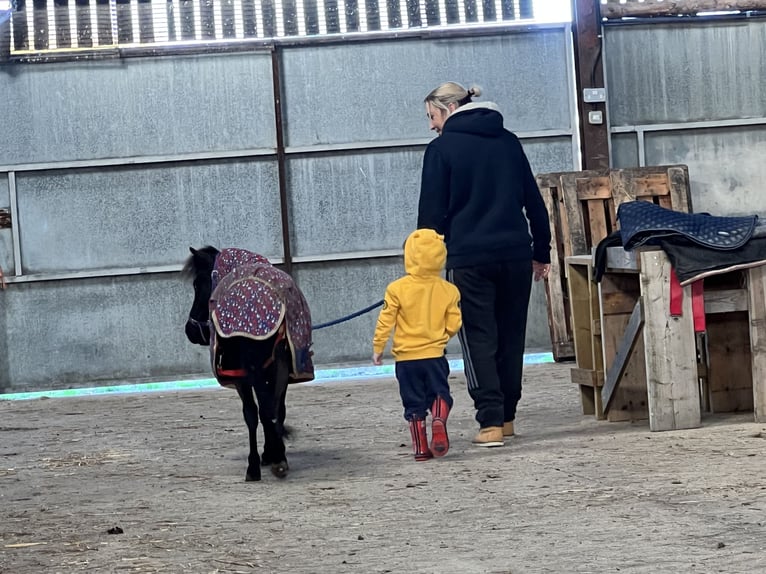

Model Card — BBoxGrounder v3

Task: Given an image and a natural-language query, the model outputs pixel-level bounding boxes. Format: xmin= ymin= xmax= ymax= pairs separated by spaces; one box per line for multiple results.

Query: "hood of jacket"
xmin=404 ymin=228 xmax=447 ymax=277
xmin=442 ymin=101 xmax=504 ymax=137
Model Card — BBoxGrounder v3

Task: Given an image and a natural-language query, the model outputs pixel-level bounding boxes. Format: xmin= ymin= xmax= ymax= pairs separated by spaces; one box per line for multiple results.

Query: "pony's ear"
xmin=189 ymin=247 xmax=198 ymax=256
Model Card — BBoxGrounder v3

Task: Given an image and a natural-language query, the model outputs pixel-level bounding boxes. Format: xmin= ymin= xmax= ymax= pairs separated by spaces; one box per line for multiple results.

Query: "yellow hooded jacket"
xmin=373 ymin=229 xmax=462 ymax=361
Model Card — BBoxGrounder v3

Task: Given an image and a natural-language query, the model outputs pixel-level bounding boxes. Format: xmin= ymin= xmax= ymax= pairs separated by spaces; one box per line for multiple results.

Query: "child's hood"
xmin=404 ymin=229 xmax=447 ymax=277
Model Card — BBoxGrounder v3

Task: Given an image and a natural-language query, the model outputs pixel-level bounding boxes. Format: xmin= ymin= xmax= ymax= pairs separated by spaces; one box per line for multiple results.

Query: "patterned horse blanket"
xmin=208 ymin=248 xmax=314 ymax=385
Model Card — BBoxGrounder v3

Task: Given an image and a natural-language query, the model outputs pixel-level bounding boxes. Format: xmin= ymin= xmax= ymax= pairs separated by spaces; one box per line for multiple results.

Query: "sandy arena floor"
xmin=1 ymin=363 xmax=765 ymax=574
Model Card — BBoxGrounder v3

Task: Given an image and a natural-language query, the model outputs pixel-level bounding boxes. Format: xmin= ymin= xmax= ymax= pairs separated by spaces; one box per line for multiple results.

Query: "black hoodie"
xmin=417 ymin=103 xmax=551 ymax=269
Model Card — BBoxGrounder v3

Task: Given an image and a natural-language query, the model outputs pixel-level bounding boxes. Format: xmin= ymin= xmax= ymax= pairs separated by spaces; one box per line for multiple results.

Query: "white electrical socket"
xmin=588 ymin=111 xmax=604 ymax=125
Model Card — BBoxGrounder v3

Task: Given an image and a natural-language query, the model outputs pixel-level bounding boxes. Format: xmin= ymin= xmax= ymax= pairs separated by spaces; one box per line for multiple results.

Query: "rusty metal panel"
xmin=0 ymin=53 xmax=276 ymax=166
xmin=644 ymin=126 xmax=766 ymax=216
xmin=605 ymin=21 xmax=766 ymax=126
xmin=15 ymin=160 xmax=282 ymax=274
xmin=281 ymin=28 xmax=572 ymax=146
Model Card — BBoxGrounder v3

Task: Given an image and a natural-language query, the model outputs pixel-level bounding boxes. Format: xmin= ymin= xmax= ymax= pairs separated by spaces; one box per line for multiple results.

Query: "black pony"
xmin=183 ymin=246 xmax=315 ymax=481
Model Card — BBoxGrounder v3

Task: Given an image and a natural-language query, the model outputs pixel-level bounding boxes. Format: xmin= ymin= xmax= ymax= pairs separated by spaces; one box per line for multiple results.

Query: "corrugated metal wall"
xmin=605 ymin=19 xmax=766 ymax=216
xmin=0 ymin=24 xmax=577 ymax=393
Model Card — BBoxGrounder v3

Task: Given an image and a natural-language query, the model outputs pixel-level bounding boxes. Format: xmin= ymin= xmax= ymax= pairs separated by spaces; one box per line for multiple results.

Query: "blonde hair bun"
xmin=467 ymin=85 xmax=482 ymax=98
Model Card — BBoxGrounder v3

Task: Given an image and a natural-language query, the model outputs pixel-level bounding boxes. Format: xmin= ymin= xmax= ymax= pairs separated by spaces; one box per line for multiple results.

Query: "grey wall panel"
xmin=0 ymin=174 xmax=7 ymax=208
xmin=0 ymin=230 xmax=12 ymax=277
xmin=522 ymin=137 xmax=575 ymax=174
xmin=0 ymin=53 xmax=276 ymax=165
xmin=288 ymin=139 xmax=572 ymax=258
xmin=0 ymin=290 xmax=6 ymax=392
xmin=282 ymin=29 xmax=572 ymax=146
xmin=0 ymin=174 xmax=12 ymax=276
xmin=526 ymin=282 xmax=551 ymax=352
xmin=611 ymin=134 xmax=639 ymax=168
xmin=0 ymin=274 xmax=210 ymax=392
xmin=17 ymin=160 xmax=282 ymax=273
xmin=288 ymin=149 xmax=422 ymax=256
xmin=644 ymin=127 xmax=766 ymax=216
xmin=605 ymin=21 xmax=766 ymax=126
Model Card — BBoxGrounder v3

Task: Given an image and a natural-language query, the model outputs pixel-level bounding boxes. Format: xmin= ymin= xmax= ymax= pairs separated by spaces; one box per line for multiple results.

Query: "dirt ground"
xmin=1 ymin=363 xmax=765 ymax=574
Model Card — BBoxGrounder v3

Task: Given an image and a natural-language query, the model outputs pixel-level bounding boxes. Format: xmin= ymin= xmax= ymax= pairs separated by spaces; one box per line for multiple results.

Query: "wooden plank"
xmin=609 ymin=170 xmax=632 ymax=211
xmin=598 ymin=273 xmax=648 ymax=422
xmin=567 ymin=261 xmax=595 ymax=370
xmin=748 ymin=266 xmax=766 ymax=422
xmin=639 ymin=250 xmax=700 ymax=431
xmin=630 ymin=175 xmax=670 ymax=198
xmin=575 ymin=177 xmax=612 ymax=200
xmin=568 ymin=258 xmax=607 ymax=417
xmin=706 ymin=312 xmax=753 ymax=413
xmin=572 ymin=368 xmax=604 ymax=417
xmin=586 ymin=200 xmax=610 ymax=247
xmin=572 ymin=368 xmax=601 ymax=388
xmin=559 ymin=172 xmax=593 ymax=256
xmin=602 ymin=301 xmax=645 ymax=413
xmin=704 ymin=288 xmax=749 ymax=314
xmin=602 ymin=0 xmax=766 ymax=19
xmin=667 ymin=165 xmax=692 ymax=213
xmin=539 ymin=175 xmax=574 ymax=362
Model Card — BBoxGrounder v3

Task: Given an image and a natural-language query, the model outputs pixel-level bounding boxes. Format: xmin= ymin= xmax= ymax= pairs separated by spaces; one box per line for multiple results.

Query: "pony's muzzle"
xmin=185 ymin=318 xmax=211 ymax=346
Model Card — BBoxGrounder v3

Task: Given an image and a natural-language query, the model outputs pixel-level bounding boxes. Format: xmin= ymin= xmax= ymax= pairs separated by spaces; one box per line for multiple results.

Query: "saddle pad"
xmin=617 ymin=200 xmax=758 ymax=251
xmin=661 ymin=236 xmax=766 ymax=286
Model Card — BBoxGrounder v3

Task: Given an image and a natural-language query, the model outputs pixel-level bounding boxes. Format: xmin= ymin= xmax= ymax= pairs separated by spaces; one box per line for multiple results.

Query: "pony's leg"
xmin=254 ymin=383 xmax=288 ymax=479
xmin=235 ymin=382 xmax=261 ymax=482
xmin=260 ymin=343 xmax=290 ymax=466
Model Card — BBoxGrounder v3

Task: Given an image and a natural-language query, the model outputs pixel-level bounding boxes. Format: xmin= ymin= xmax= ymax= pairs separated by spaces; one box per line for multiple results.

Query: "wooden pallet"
xmin=537 ymin=165 xmax=691 ymax=362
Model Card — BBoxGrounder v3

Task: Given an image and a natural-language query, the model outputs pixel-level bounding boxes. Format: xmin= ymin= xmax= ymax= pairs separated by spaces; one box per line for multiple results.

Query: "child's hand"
xmin=372 ymin=352 xmax=383 ymax=365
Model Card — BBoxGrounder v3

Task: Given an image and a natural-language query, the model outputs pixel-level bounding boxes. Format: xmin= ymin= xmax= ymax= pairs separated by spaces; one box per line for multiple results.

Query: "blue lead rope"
xmin=312 ymin=300 xmax=384 ymax=331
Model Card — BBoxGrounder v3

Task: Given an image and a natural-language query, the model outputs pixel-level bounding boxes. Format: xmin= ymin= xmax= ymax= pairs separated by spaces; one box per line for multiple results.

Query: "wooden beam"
xmin=747 ymin=266 xmax=766 ymax=422
xmin=704 ymin=288 xmax=749 ymax=314
xmin=602 ymin=0 xmax=766 ymax=19
xmin=639 ymin=250 xmax=700 ymax=431
xmin=602 ymin=300 xmax=644 ymax=413
xmin=571 ymin=0 xmax=610 ymax=170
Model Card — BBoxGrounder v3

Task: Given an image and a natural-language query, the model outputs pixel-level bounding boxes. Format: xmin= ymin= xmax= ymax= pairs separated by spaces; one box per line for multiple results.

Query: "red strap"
xmin=691 ymin=280 xmax=706 ymax=333
xmin=669 ymin=267 xmax=683 ymax=317
xmin=217 ymin=368 xmax=248 ymax=378
xmin=669 ymin=267 xmax=706 ymax=332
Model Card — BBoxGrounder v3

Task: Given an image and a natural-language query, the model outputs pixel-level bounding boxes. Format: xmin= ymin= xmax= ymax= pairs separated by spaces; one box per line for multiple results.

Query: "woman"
xmin=417 ymin=81 xmax=551 ymax=447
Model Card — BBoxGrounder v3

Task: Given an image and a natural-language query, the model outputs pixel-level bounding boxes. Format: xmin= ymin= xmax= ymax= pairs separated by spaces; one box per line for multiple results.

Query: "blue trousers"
xmin=395 ymin=356 xmax=453 ymax=421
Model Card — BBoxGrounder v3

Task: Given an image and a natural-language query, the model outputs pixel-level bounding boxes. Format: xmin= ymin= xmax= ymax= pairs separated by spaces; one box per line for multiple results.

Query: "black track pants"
xmin=449 ymin=260 xmax=533 ymax=428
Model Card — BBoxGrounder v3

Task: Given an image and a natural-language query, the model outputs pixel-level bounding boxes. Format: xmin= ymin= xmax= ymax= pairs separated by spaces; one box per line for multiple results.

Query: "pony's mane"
xmin=182 ymin=245 xmax=220 ymax=280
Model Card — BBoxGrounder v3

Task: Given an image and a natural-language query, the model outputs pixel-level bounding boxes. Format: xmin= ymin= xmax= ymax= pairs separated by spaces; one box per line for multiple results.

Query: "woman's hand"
xmin=532 ymin=261 xmax=551 ymax=282
xmin=372 ymin=352 xmax=383 ymax=366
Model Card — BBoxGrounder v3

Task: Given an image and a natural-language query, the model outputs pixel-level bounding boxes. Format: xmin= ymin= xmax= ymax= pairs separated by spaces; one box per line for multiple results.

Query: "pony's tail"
xmin=277 ymin=423 xmax=293 ymax=440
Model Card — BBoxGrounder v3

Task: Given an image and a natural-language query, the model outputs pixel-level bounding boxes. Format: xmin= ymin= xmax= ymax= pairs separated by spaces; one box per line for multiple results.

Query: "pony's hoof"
xmin=271 ymin=461 xmax=289 ymax=479
xmin=245 ymin=470 xmax=262 ymax=482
